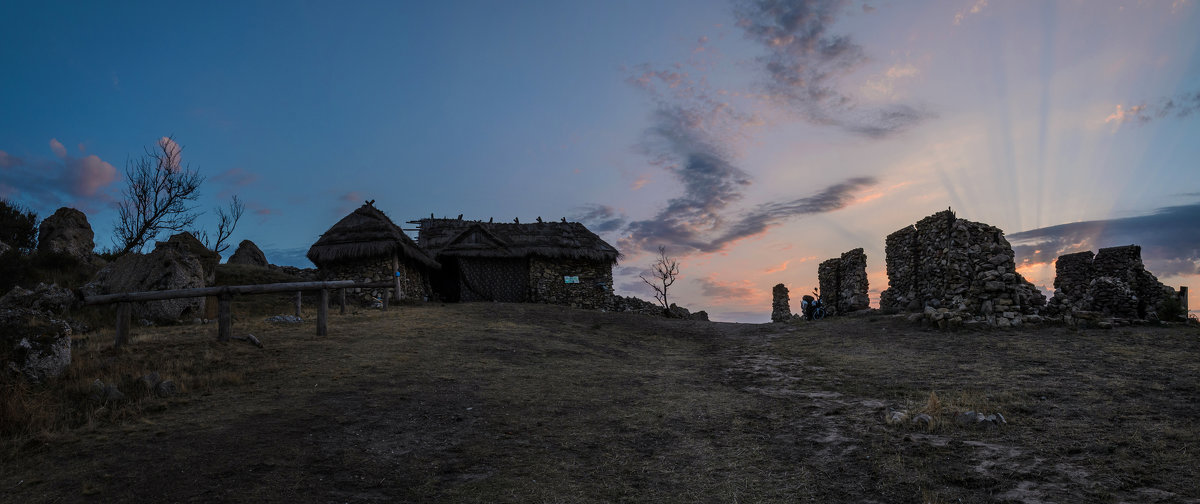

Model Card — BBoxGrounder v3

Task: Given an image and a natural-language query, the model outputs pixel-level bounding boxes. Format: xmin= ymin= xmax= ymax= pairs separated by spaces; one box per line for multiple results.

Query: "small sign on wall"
xmin=564 ymin=276 xmax=580 ymax=284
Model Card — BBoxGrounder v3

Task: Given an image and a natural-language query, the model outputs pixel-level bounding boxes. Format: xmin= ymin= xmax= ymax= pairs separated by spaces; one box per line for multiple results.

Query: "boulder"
xmin=83 ymin=233 xmax=220 ymax=323
xmin=2 ymin=308 xmax=72 ymax=382
xmin=0 ymin=283 xmax=79 ymax=313
xmin=37 ymin=207 xmax=94 ymax=260
xmin=227 ymin=239 xmax=269 ymax=266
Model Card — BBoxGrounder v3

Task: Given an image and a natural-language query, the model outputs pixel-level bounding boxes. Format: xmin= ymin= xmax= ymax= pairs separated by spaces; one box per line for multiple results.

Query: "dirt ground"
xmin=2 ymin=302 xmax=1199 ymax=503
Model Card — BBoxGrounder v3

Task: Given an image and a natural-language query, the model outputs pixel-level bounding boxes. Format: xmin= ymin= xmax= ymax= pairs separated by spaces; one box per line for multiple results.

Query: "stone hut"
xmin=412 ymin=217 xmax=619 ymax=309
xmin=1047 ymin=245 xmax=1184 ymax=321
xmin=879 ymin=210 xmax=1045 ymax=325
xmin=307 ymin=202 xmax=440 ymax=303
xmin=817 ymin=248 xmax=870 ymax=316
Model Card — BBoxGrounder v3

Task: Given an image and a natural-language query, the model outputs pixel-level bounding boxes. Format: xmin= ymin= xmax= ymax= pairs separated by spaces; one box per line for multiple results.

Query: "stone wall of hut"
xmin=817 ymin=248 xmax=869 ymax=316
xmin=879 ymin=210 xmax=1046 ymax=326
xmin=1046 ymin=245 xmax=1183 ymax=321
xmin=528 ymin=257 xmax=614 ymax=310
xmin=318 ymin=254 xmax=431 ymax=304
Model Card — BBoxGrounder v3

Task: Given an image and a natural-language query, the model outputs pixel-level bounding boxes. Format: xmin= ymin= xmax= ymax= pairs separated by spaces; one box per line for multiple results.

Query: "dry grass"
xmin=2 ymin=303 xmax=1199 ymax=503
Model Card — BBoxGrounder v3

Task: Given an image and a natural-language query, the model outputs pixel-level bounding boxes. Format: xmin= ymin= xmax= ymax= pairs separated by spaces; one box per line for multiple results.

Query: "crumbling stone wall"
xmin=817 ymin=248 xmax=869 ymax=316
xmin=1047 ymin=245 xmax=1182 ymax=321
xmin=528 ymin=257 xmax=613 ymax=310
xmin=879 ymin=210 xmax=1045 ymax=326
xmin=771 ymin=283 xmax=791 ymax=322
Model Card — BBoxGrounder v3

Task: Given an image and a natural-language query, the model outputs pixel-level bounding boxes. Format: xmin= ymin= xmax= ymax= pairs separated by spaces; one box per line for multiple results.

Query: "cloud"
xmin=158 ymin=136 xmax=182 ymax=172
xmin=734 ymin=0 xmax=932 ymax=137
xmin=0 ymin=150 xmax=21 ymax=169
xmin=764 ymin=260 xmax=790 ymax=273
xmin=1008 ymin=202 xmax=1200 ymax=281
xmin=49 ymin=138 xmax=67 ymax=159
xmin=862 ymin=4 xmax=876 ymax=13
xmin=0 ymin=139 xmax=119 ymax=212
xmin=571 ymin=204 xmax=628 ymax=232
xmin=953 ymin=0 xmax=989 ymax=25
xmin=212 ymin=167 xmax=260 ymax=198
xmin=696 ymin=275 xmax=760 ymax=304
xmin=1104 ymin=89 xmax=1200 ymax=125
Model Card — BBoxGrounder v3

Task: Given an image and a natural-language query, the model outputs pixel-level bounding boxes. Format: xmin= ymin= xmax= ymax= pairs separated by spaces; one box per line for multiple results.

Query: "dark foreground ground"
xmin=2 ymin=302 xmax=1199 ymax=503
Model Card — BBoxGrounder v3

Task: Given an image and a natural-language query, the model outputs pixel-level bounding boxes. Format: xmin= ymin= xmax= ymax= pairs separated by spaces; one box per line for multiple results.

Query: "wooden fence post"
xmin=115 ymin=302 xmax=131 ymax=347
xmin=339 ymin=288 xmax=346 ymax=315
xmin=218 ymin=293 xmax=233 ymax=342
xmin=317 ymin=289 xmax=329 ymax=336
xmin=294 ymin=291 xmax=302 ymax=318
xmin=395 ymin=273 xmax=403 ymax=302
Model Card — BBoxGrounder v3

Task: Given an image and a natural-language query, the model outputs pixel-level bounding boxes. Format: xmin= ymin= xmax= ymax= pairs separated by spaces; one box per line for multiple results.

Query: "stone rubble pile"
xmin=880 ymin=210 xmax=1046 ymax=327
xmin=1046 ymin=245 xmax=1184 ymax=322
xmin=817 ymin=248 xmax=870 ymax=316
xmin=771 ymin=283 xmax=792 ymax=322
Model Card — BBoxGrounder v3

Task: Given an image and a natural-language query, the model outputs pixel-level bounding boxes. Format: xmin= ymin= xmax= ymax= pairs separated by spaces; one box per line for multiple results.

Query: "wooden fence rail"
xmin=83 ymin=280 xmax=396 ymax=347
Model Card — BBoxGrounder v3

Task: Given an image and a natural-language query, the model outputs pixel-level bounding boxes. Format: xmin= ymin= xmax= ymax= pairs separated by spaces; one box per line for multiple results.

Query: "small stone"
xmin=913 ymin=413 xmax=932 ymax=425
xmin=887 ymin=411 xmax=908 ymax=424
xmin=155 ymin=380 xmax=177 ymax=397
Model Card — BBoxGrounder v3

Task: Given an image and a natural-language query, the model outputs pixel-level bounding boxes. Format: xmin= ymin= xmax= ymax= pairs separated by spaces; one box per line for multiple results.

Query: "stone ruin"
xmin=771 ymin=283 xmax=792 ymax=322
xmin=1046 ymin=245 xmax=1185 ymax=322
xmin=879 ymin=210 xmax=1045 ymax=327
xmin=816 ymin=248 xmax=870 ymax=316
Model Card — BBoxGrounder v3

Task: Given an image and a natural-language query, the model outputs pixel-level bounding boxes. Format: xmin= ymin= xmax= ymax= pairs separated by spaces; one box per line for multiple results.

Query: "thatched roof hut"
xmin=307 ymin=203 xmax=439 ymax=269
xmin=412 ymin=217 xmax=618 ymax=307
xmin=415 ymin=219 xmax=619 ymax=264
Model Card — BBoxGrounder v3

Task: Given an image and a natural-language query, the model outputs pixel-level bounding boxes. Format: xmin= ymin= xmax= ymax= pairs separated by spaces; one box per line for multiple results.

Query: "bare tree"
xmin=640 ymin=245 xmax=680 ymax=311
xmin=196 ymin=195 xmax=245 ymax=255
xmin=113 ymin=136 xmax=204 ymax=255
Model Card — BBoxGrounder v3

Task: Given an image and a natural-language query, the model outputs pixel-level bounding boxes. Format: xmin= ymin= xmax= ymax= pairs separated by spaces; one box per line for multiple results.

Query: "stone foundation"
xmin=879 ymin=210 xmax=1045 ymax=325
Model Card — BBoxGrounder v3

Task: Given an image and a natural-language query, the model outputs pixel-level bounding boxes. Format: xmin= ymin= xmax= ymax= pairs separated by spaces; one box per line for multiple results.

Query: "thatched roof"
xmin=307 ymin=204 xmax=439 ymax=269
xmin=413 ymin=218 xmax=620 ymax=263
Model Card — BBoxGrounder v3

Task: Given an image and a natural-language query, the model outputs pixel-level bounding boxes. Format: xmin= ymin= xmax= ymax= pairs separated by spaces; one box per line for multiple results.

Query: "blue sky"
xmin=2 ymin=0 xmax=1198 ymax=322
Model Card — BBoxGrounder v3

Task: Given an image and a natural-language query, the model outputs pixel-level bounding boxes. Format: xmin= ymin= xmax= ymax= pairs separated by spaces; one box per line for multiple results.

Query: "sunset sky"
xmin=2 ymin=0 xmax=1198 ymax=322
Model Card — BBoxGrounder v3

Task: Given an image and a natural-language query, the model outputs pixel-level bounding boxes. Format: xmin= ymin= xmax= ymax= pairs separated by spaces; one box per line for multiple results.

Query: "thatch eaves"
xmin=413 ymin=218 xmax=620 ymax=263
xmin=307 ymin=204 xmax=440 ymax=269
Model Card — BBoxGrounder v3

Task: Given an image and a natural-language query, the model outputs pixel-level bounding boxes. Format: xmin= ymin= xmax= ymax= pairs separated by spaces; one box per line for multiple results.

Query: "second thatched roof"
xmin=307 ymin=203 xmax=439 ymax=269
xmin=413 ymin=218 xmax=620 ymax=263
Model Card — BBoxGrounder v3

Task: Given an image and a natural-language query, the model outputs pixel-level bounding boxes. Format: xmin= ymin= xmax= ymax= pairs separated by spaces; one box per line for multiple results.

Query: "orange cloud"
xmin=764 ymin=260 xmax=790 ymax=274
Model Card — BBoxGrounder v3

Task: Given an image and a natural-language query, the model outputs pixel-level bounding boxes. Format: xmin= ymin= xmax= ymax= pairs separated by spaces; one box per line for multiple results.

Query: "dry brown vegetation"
xmin=2 ymin=300 xmax=1199 ymax=503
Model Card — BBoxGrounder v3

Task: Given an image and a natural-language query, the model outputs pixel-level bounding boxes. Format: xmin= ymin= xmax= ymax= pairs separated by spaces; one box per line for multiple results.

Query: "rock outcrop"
xmin=771 ymin=283 xmax=792 ymax=322
xmin=227 ymin=239 xmax=269 ymax=267
xmin=2 ymin=308 xmax=72 ymax=382
xmin=84 ymin=233 xmax=220 ymax=323
xmin=817 ymin=248 xmax=869 ymax=316
xmin=879 ymin=210 xmax=1045 ymax=326
xmin=0 ymin=283 xmax=79 ymax=313
xmin=1046 ymin=245 xmax=1183 ymax=321
xmin=37 ymin=207 xmax=94 ymax=260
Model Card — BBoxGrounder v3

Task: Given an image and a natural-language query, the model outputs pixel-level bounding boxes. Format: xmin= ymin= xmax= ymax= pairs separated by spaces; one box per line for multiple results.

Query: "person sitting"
xmin=801 ymin=294 xmax=816 ymax=320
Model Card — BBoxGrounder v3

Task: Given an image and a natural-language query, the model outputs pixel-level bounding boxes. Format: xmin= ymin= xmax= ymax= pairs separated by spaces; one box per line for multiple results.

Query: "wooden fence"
xmin=83 ymin=280 xmax=398 ymax=347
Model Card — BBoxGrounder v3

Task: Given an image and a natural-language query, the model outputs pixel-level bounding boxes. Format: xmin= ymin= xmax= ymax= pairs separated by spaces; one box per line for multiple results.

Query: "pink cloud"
xmin=69 ymin=154 xmax=118 ymax=197
xmin=158 ymin=136 xmax=182 ymax=172
xmin=696 ymin=274 xmax=763 ymax=305
xmin=764 ymin=260 xmax=790 ymax=274
xmin=49 ymin=138 xmax=67 ymax=159
xmin=0 ymin=150 xmax=20 ymax=169
xmin=212 ymin=167 xmax=260 ymax=197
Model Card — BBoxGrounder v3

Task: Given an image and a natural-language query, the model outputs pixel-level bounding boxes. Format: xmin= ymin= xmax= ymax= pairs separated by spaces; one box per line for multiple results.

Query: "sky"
xmin=2 ymin=0 xmax=1198 ymax=322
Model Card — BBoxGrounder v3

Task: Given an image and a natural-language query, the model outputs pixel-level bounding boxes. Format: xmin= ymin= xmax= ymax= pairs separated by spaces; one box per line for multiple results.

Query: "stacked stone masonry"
xmin=1047 ymin=245 xmax=1183 ymax=321
xmin=528 ymin=257 xmax=614 ymax=310
xmin=879 ymin=210 xmax=1045 ymax=326
xmin=771 ymin=283 xmax=791 ymax=322
xmin=817 ymin=248 xmax=870 ymax=316
xmin=319 ymin=255 xmax=432 ymax=305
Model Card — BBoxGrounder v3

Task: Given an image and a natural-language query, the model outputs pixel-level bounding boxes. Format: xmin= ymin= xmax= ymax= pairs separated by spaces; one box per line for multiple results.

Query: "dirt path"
xmin=3 ymin=303 xmax=1199 ymax=503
